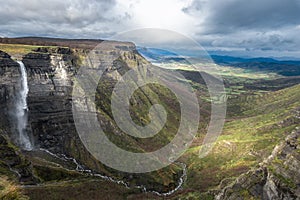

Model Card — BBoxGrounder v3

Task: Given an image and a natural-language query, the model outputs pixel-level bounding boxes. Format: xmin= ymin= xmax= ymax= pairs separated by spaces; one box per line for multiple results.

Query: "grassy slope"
xmin=0 ymin=133 xmax=31 ymax=200
xmin=0 ymin=37 xmax=103 ymax=50
xmin=178 ymin=84 xmax=300 ymax=198
xmin=0 ymin=177 xmax=29 ymax=200
xmin=0 ymin=44 xmax=46 ymax=55
xmin=24 ymin=179 xmax=147 ymax=200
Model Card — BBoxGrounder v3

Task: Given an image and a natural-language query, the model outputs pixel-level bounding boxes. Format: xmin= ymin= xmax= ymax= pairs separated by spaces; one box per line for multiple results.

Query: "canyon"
xmin=0 ymin=39 xmax=185 ymax=198
xmin=0 ymin=38 xmax=299 ymax=199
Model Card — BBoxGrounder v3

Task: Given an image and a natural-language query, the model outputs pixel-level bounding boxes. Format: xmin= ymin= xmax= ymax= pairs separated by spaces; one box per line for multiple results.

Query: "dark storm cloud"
xmin=182 ymin=0 xmax=300 ymax=55
xmin=0 ymin=0 xmax=128 ymax=38
xmin=184 ymin=0 xmax=300 ymax=34
xmin=209 ymin=31 xmax=295 ymax=51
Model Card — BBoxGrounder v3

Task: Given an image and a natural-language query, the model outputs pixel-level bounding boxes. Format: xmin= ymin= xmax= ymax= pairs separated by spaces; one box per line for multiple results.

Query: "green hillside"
xmin=177 ymin=84 xmax=300 ymax=198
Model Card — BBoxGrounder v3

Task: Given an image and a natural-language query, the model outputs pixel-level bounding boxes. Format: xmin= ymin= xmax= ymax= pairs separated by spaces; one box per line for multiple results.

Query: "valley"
xmin=0 ymin=38 xmax=299 ymax=199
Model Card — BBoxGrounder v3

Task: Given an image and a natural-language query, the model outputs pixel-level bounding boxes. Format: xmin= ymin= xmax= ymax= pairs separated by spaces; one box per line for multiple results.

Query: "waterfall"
xmin=16 ymin=61 xmax=33 ymax=151
xmin=58 ymin=61 xmax=67 ymax=86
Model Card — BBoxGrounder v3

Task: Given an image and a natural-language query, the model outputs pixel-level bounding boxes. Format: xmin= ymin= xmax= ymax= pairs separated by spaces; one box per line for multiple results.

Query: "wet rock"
xmin=0 ymin=134 xmax=36 ymax=184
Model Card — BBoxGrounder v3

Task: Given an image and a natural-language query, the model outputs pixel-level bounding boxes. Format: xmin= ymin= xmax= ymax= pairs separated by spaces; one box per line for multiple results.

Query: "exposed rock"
xmin=0 ymin=133 xmax=36 ymax=184
xmin=0 ymin=50 xmax=20 ymax=132
xmin=22 ymin=48 xmax=76 ymax=152
xmin=216 ymin=129 xmax=300 ymax=200
xmin=0 ymin=51 xmax=11 ymax=59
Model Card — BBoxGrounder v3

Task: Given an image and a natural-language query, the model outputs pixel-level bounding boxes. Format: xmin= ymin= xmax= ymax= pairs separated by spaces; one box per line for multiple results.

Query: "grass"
xmin=157 ymin=62 xmax=280 ymax=79
xmin=180 ymin=84 xmax=300 ymax=194
xmin=0 ymin=43 xmax=61 ymax=57
xmin=0 ymin=177 xmax=29 ymax=200
xmin=93 ymin=78 xmax=184 ymax=190
xmin=0 ymin=43 xmax=39 ymax=55
xmin=24 ymin=178 xmax=133 ymax=200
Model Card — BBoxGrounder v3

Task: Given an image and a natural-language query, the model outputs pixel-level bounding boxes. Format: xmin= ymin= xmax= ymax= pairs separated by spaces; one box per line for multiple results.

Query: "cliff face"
xmin=0 ymin=51 xmax=20 ymax=129
xmin=216 ymin=125 xmax=300 ymax=200
xmin=23 ymin=47 xmax=76 ymax=153
xmin=0 ymin=41 xmax=182 ymax=193
xmin=0 ymin=51 xmax=36 ymax=183
xmin=0 ymin=48 xmax=78 ymax=185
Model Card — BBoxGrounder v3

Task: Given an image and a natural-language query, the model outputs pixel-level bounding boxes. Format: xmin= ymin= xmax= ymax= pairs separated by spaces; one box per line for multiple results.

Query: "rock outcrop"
xmin=0 ymin=51 xmax=21 ymax=132
xmin=216 ymin=127 xmax=300 ymax=200
xmin=23 ymin=47 xmax=76 ymax=152
xmin=0 ymin=132 xmax=35 ymax=184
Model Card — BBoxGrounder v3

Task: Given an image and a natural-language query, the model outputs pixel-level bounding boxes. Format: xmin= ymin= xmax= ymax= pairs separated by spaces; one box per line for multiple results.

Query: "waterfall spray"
xmin=16 ymin=61 xmax=33 ymax=151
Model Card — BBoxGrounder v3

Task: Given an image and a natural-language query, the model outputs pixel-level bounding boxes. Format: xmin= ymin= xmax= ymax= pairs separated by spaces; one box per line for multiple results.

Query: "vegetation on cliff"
xmin=0 ymin=38 xmax=299 ymax=199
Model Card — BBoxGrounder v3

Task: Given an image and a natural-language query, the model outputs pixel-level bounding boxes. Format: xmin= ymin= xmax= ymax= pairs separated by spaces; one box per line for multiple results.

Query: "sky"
xmin=0 ymin=0 xmax=300 ymax=58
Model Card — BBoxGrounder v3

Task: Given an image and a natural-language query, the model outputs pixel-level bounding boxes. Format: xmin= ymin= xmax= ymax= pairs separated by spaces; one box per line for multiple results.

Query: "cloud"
xmin=0 ymin=0 xmax=128 ymax=38
xmin=0 ymin=0 xmax=118 ymax=24
xmin=184 ymin=0 xmax=300 ymax=34
xmin=182 ymin=0 xmax=300 ymax=56
xmin=0 ymin=0 xmax=299 ymax=57
xmin=0 ymin=0 xmax=195 ymax=38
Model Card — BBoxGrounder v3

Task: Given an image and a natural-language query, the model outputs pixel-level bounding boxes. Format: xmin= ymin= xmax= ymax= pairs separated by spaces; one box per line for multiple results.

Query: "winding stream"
xmin=40 ymin=148 xmax=187 ymax=196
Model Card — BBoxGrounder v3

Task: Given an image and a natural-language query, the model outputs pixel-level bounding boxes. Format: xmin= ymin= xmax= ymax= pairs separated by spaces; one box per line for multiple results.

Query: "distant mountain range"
xmin=137 ymin=47 xmax=300 ymax=76
xmin=210 ymin=55 xmax=300 ymax=65
xmin=210 ymin=55 xmax=300 ymax=76
xmin=136 ymin=47 xmax=182 ymax=62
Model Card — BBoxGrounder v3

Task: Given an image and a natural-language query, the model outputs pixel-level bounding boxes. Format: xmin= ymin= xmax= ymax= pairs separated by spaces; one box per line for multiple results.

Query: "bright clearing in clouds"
xmin=116 ymin=0 xmax=194 ymax=34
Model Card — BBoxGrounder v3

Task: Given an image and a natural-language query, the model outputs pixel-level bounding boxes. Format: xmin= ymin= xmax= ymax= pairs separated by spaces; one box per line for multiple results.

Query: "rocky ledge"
xmin=216 ymin=127 xmax=300 ymax=200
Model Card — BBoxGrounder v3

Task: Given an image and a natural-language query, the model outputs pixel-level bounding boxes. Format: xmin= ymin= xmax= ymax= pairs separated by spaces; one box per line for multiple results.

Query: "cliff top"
xmin=0 ymin=37 xmax=104 ymax=50
xmin=0 ymin=37 xmax=137 ymax=60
